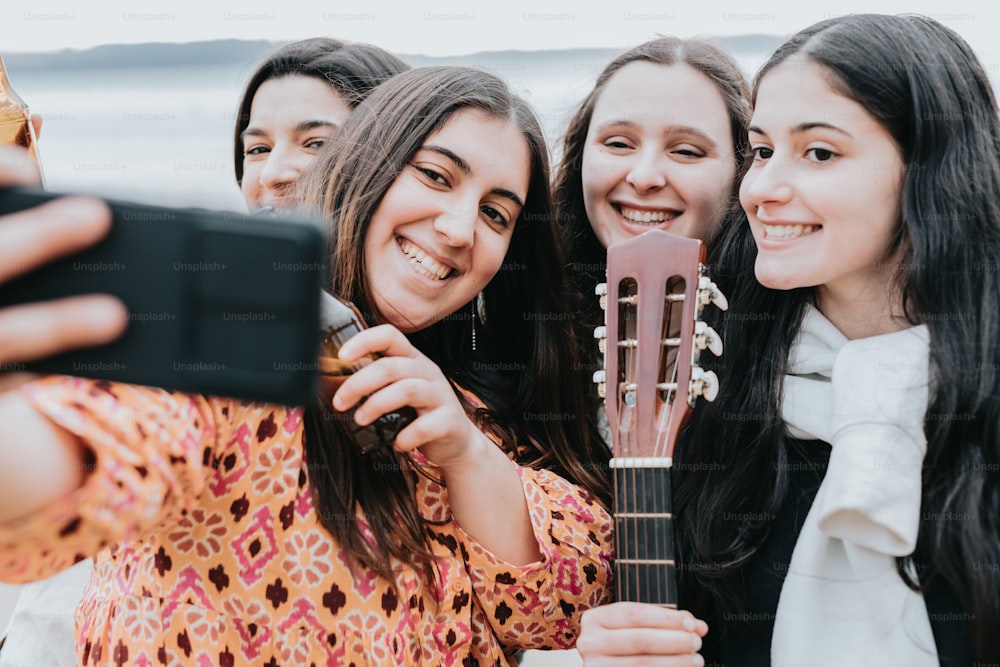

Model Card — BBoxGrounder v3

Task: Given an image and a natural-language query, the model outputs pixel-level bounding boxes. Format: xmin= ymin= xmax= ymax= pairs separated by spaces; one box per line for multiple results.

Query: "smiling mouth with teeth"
xmin=762 ymin=224 xmax=821 ymax=241
xmin=616 ymin=205 xmax=680 ymax=225
xmin=397 ymin=237 xmax=454 ymax=280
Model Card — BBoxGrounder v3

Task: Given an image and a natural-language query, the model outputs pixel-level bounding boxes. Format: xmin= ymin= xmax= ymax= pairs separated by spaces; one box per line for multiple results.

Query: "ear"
xmin=30 ymin=114 xmax=42 ymax=141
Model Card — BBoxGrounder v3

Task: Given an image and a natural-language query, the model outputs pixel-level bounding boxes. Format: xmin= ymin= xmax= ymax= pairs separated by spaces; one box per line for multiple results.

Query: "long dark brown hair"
xmin=232 ymin=37 xmax=409 ymax=185
xmin=299 ymin=66 xmax=611 ymax=583
xmin=674 ymin=14 xmax=1000 ymax=662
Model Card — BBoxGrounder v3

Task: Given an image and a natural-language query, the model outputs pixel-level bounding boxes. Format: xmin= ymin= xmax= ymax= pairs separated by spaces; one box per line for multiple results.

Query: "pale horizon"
xmin=2 ymin=0 xmax=996 ymax=68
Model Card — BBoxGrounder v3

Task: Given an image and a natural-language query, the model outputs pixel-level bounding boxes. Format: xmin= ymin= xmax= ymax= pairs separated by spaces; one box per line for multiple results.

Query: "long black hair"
xmin=674 ymin=14 xmax=1000 ymax=662
xmin=299 ymin=67 xmax=611 ymax=583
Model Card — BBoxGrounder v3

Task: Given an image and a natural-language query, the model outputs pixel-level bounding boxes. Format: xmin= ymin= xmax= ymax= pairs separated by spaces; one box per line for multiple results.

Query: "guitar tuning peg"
xmin=592 ymin=369 xmax=606 ymax=399
xmin=595 ymin=283 xmax=607 ymax=311
xmin=689 ymin=367 xmax=720 ymax=402
xmin=594 ymin=325 xmax=607 ymax=355
xmin=698 ymin=276 xmax=729 ymax=311
xmin=694 ymin=321 xmax=724 ymax=356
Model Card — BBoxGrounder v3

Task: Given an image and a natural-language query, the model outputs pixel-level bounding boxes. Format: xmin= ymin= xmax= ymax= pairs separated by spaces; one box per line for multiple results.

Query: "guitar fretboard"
xmin=599 ymin=231 xmax=725 ymax=611
xmin=612 ymin=458 xmax=676 ymax=607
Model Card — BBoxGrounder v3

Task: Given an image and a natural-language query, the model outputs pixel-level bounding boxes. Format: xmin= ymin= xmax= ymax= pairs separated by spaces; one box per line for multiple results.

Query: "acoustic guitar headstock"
xmin=594 ymin=230 xmax=728 ymax=461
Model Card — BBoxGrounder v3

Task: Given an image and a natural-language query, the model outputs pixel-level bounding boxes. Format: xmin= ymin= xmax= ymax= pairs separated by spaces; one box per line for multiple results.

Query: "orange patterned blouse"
xmin=0 ymin=377 xmax=613 ymax=666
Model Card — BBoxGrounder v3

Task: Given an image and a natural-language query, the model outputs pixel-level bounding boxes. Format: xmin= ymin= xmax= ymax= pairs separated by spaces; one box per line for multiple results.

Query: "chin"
xmin=384 ymin=307 xmax=445 ymax=334
xmin=754 ymin=262 xmax=806 ymax=292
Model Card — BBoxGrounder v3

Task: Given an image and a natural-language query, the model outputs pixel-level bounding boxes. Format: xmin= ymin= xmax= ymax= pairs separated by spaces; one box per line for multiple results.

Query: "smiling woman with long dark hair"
xmin=577 ymin=14 xmax=1000 ymax=666
xmin=0 ymin=66 xmax=613 ymax=666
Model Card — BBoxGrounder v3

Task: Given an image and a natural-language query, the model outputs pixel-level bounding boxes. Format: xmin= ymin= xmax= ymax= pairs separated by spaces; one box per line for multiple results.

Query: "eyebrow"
xmin=748 ymin=122 xmax=854 ymax=138
xmin=241 ymin=119 xmax=338 ymax=140
xmin=421 ymin=144 xmax=526 ymax=210
xmin=593 ymin=120 xmax=720 ymax=149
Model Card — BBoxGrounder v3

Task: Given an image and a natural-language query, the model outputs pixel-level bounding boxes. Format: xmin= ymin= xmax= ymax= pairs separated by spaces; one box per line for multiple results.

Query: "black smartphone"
xmin=0 ymin=186 xmax=324 ymax=405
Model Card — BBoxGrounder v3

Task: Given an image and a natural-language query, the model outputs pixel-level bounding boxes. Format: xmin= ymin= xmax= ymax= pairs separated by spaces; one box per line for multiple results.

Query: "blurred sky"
xmin=2 ymin=0 xmax=997 ymax=69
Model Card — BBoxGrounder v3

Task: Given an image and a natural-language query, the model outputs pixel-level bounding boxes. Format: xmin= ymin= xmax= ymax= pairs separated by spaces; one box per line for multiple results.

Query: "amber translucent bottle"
xmin=318 ymin=291 xmax=416 ymax=454
xmin=0 ymin=53 xmax=40 ymax=166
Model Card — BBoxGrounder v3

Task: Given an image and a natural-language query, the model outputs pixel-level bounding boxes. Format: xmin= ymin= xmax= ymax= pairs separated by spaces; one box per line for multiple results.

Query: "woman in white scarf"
xmin=577 ymin=13 xmax=1000 ymax=666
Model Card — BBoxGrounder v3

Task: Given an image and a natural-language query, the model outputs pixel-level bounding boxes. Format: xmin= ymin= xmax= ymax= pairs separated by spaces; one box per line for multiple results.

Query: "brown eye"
xmin=412 ymin=164 xmax=449 ymax=186
xmin=807 ymin=148 xmax=836 ymax=163
xmin=481 ymin=205 xmax=508 ymax=228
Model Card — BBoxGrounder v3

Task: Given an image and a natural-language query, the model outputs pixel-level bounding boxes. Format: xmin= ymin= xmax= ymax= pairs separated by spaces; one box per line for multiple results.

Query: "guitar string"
xmin=652 ymin=281 xmax=682 ymax=604
xmin=656 ymin=329 xmax=681 ymax=603
xmin=615 ymin=280 xmax=628 ymax=604
xmin=629 ymin=296 xmax=635 ymax=605
xmin=637 ymin=282 xmax=679 ymax=604
xmin=621 ymin=279 xmax=684 ymax=604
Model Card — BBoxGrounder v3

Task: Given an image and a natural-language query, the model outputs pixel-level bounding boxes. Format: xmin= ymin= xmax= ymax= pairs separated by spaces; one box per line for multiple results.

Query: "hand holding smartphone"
xmin=0 ymin=185 xmax=323 ymax=405
xmin=0 ymin=148 xmax=126 ymax=367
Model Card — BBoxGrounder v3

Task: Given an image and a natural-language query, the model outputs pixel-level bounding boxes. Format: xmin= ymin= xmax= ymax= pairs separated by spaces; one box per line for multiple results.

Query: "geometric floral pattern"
xmin=231 ymin=506 xmax=281 ymax=588
xmin=0 ymin=377 xmax=614 ymax=665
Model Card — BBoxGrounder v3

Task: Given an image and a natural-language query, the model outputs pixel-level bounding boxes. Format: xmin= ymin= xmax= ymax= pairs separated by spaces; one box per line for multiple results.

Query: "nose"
xmin=433 ymin=205 xmax=476 ymax=249
xmin=740 ymin=154 xmax=794 ymax=215
xmin=258 ymin=144 xmax=305 ymax=193
xmin=625 ymin=147 xmax=668 ymax=194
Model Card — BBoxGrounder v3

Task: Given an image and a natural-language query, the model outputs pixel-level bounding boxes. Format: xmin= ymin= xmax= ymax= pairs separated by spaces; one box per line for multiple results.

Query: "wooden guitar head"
xmin=596 ymin=229 xmax=726 ymax=462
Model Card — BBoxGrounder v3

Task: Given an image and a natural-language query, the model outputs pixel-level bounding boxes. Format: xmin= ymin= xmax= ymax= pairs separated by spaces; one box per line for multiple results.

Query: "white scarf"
xmin=771 ymin=304 xmax=938 ymax=666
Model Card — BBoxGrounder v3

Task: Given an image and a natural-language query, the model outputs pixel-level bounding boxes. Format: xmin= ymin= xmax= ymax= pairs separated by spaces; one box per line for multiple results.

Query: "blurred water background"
xmin=4 ymin=38 xmax=785 ymax=211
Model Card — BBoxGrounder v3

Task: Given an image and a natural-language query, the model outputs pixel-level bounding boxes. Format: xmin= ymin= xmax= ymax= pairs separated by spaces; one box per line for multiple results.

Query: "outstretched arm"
xmin=0 ymin=146 xmax=127 ymax=523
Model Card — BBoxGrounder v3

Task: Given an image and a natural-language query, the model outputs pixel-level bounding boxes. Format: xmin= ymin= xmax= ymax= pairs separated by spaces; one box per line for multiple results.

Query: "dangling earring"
xmin=471 ymin=300 xmax=477 ymax=351
xmin=471 ymin=292 xmax=485 ymax=351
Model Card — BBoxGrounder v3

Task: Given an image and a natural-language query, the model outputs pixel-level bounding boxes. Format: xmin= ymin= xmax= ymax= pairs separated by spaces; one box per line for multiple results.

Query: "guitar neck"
xmin=612 ymin=457 xmax=677 ymax=607
xmin=599 ymin=230 xmax=724 ymax=609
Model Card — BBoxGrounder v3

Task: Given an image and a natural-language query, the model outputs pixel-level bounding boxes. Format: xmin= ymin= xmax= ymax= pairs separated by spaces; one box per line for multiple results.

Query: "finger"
xmin=331 ymin=354 xmax=425 ymax=411
xmin=0 ymin=145 xmax=42 ymax=185
xmin=582 ymin=602 xmax=705 ymax=632
xmin=350 ymin=377 xmax=433 ymax=427
xmin=0 ymin=196 xmax=113 ymax=283
xmin=577 ymin=626 xmax=703 ymax=657
xmin=391 ymin=409 xmax=468 ymax=452
xmin=0 ymin=295 xmax=128 ymax=365
xmin=30 ymin=114 xmax=42 ymax=141
xmin=337 ymin=324 xmax=414 ymax=363
xmin=581 ymin=655 xmax=704 ymax=667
